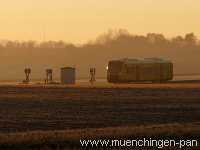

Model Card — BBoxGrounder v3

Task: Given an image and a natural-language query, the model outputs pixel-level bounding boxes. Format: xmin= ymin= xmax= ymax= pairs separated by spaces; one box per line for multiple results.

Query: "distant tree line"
xmin=0 ymin=29 xmax=199 ymax=49
xmin=0 ymin=29 xmax=199 ymax=80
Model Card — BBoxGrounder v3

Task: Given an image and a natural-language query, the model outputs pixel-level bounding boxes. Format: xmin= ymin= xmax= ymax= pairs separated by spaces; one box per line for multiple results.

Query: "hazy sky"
xmin=0 ymin=0 xmax=199 ymax=43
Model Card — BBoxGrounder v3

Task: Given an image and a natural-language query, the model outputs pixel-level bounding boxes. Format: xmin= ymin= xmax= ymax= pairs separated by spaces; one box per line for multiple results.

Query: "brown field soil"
xmin=0 ymin=123 xmax=199 ymax=149
xmin=0 ymin=82 xmax=199 ymax=133
xmin=0 ymin=82 xmax=199 ymax=149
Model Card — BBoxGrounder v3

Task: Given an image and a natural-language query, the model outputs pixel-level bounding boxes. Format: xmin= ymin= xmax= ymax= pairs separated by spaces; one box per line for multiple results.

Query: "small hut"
xmin=60 ymin=67 xmax=76 ymax=84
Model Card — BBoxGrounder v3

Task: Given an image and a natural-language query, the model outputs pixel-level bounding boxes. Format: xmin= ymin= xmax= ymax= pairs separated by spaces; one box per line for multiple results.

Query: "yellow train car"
xmin=107 ymin=58 xmax=173 ymax=83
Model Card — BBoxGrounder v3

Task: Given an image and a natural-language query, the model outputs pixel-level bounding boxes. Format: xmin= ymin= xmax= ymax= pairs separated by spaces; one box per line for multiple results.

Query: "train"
xmin=107 ymin=58 xmax=173 ymax=83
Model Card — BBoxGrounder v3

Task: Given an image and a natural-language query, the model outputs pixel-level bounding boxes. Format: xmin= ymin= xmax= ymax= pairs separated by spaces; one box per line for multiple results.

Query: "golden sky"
xmin=0 ymin=0 xmax=199 ymax=44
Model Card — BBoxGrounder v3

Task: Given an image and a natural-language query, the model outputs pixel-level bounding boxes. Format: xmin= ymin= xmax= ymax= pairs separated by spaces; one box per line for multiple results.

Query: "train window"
xmin=109 ymin=61 xmax=123 ymax=73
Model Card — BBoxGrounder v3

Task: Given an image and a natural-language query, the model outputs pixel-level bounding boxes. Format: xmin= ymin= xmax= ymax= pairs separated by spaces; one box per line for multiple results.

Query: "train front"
xmin=107 ymin=60 xmax=123 ymax=83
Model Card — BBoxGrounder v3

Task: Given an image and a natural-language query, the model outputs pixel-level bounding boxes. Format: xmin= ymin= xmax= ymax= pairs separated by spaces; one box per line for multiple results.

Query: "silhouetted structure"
xmin=89 ymin=68 xmax=96 ymax=84
xmin=23 ymin=68 xmax=31 ymax=84
xmin=45 ymin=69 xmax=53 ymax=84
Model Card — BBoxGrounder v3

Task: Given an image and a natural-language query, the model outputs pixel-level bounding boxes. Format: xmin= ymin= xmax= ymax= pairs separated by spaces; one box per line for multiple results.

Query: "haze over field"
xmin=0 ymin=30 xmax=200 ymax=80
xmin=0 ymin=0 xmax=200 ymax=80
